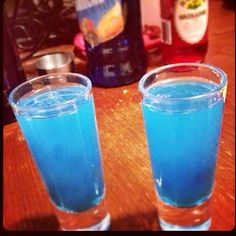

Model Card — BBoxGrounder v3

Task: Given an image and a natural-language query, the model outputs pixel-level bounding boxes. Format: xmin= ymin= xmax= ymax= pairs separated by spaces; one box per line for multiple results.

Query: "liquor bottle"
xmin=3 ymin=12 xmax=26 ymax=125
xmin=75 ymin=0 xmax=147 ymax=87
xmin=160 ymin=0 xmax=208 ymax=64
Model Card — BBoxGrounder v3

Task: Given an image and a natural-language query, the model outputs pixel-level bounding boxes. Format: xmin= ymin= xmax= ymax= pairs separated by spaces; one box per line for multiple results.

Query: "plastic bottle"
xmin=75 ymin=0 xmax=147 ymax=87
xmin=160 ymin=0 xmax=209 ymax=64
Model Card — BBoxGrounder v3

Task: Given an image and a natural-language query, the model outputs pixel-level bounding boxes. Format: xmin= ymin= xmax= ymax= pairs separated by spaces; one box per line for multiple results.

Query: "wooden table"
xmin=3 ymin=0 xmax=235 ymax=231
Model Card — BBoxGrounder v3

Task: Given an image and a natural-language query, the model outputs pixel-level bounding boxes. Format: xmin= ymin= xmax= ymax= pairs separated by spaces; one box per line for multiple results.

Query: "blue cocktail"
xmin=9 ymin=73 xmax=110 ymax=230
xmin=139 ymin=64 xmax=227 ymax=230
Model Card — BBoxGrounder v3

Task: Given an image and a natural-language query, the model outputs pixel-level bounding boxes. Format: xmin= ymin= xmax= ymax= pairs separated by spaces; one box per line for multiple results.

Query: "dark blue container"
xmin=75 ymin=0 xmax=147 ymax=87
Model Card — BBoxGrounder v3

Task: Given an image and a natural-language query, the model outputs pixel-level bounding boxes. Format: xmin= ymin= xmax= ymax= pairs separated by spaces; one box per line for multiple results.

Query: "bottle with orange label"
xmin=160 ymin=0 xmax=209 ymax=64
xmin=75 ymin=0 xmax=147 ymax=87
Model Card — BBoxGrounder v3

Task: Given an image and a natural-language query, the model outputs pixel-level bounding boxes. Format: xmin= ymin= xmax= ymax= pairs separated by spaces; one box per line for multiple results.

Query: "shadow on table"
xmin=109 ymin=210 xmax=161 ymax=231
xmin=6 ymin=214 xmax=60 ymax=231
xmin=6 ymin=210 xmax=161 ymax=231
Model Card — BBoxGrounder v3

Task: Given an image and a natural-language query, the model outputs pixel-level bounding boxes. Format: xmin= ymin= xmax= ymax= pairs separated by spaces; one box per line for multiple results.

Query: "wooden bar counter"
xmin=3 ymin=0 xmax=235 ymax=231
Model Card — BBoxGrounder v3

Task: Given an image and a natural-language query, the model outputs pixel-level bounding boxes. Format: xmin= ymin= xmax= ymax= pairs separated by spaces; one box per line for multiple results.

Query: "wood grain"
xmin=3 ymin=0 xmax=235 ymax=231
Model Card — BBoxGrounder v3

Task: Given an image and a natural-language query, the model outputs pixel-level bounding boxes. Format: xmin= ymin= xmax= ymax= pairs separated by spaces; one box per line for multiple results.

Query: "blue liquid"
xmin=16 ymin=86 xmax=104 ymax=212
xmin=142 ymin=80 xmax=224 ymax=207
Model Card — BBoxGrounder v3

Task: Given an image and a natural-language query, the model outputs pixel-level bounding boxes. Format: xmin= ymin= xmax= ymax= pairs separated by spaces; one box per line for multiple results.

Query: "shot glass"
xmin=35 ymin=52 xmax=75 ymax=75
xmin=9 ymin=73 xmax=110 ymax=231
xmin=138 ymin=63 xmax=227 ymax=230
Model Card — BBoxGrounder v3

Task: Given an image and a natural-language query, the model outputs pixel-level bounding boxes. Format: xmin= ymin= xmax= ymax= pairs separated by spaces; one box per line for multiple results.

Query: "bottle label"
xmin=174 ymin=0 xmax=208 ymax=44
xmin=75 ymin=0 xmax=125 ymax=47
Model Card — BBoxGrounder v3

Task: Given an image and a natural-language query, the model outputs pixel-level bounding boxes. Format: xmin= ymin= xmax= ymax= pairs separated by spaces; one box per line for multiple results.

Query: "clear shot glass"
xmin=9 ymin=73 xmax=110 ymax=231
xmin=138 ymin=63 xmax=227 ymax=230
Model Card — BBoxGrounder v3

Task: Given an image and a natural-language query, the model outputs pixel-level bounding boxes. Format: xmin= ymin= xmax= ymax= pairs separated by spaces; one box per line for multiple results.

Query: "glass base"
xmin=157 ymin=196 xmax=212 ymax=231
xmin=160 ymin=218 xmax=211 ymax=231
xmin=55 ymin=199 xmax=110 ymax=231
xmin=62 ymin=213 xmax=110 ymax=231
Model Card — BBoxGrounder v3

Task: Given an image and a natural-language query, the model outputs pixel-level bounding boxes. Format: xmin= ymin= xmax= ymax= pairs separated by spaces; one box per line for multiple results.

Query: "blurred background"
xmin=4 ymin=0 xmax=79 ymax=61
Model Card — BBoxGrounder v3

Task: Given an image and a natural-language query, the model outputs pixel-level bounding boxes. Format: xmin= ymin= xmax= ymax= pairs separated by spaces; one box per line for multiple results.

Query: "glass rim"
xmin=138 ymin=63 xmax=228 ymax=102
xmin=9 ymin=72 xmax=92 ymax=113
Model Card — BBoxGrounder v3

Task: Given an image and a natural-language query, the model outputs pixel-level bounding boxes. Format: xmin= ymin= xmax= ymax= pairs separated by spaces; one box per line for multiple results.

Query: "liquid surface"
xmin=142 ymin=80 xmax=224 ymax=207
xmin=16 ymin=86 xmax=104 ymax=212
xmin=147 ymin=80 xmax=217 ymax=98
